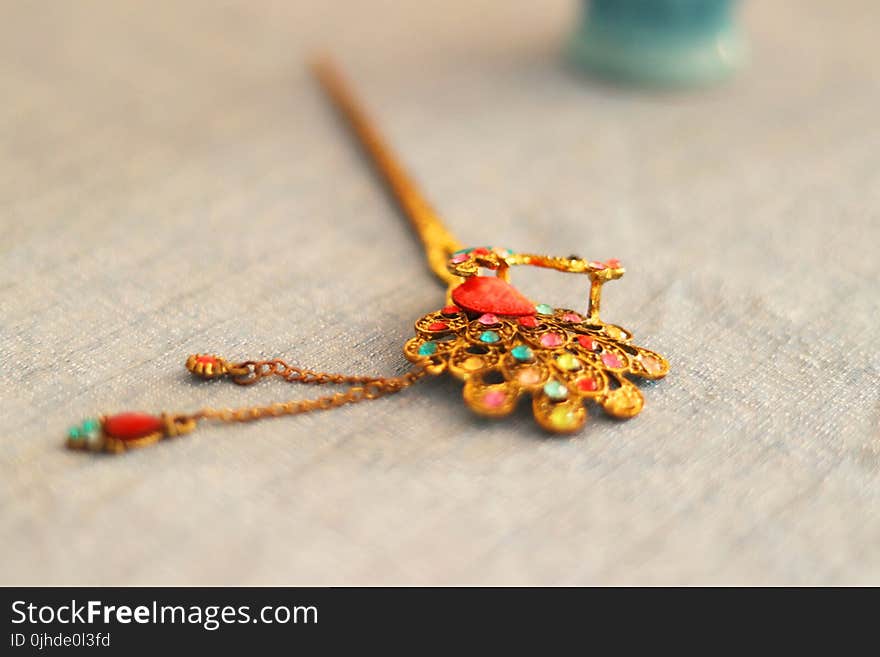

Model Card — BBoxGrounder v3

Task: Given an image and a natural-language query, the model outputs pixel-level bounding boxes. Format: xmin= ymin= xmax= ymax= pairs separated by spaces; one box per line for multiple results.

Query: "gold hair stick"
xmin=66 ymin=58 xmax=668 ymax=453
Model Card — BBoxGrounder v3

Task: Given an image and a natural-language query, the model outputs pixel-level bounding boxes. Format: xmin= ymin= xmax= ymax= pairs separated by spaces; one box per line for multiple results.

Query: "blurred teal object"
xmin=568 ymin=0 xmax=746 ymax=87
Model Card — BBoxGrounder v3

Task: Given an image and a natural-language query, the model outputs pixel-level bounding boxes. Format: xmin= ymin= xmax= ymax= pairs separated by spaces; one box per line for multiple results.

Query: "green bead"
xmin=479 ymin=331 xmax=500 ymax=343
xmin=536 ymin=304 xmax=554 ymax=315
xmin=81 ymin=418 xmax=100 ymax=436
xmin=544 ymin=380 xmax=569 ymax=401
xmin=67 ymin=426 xmax=82 ymax=440
xmin=418 ymin=341 xmax=438 ymax=356
xmin=511 ymin=345 xmax=534 ymax=362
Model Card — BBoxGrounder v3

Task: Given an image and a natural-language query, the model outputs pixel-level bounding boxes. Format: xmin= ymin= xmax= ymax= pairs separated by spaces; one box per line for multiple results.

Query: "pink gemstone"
xmin=451 ymin=253 xmax=469 ymax=264
xmin=518 ymin=315 xmax=538 ymax=328
xmin=577 ymin=335 xmax=597 ymax=351
xmin=540 ymin=333 xmax=564 ymax=348
xmin=482 ymin=390 xmax=507 ymax=408
xmin=589 ymin=261 xmax=606 ymax=270
xmin=562 ymin=312 xmax=582 ymax=323
xmin=605 ymin=258 xmax=622 ymax=268
xmin=642 ymin=355 xmax=662 ymax=375
xmin=602 ymin=352 xmax=624 ymax=368
xmin=478 ymin=313 xmax=499 ymax=325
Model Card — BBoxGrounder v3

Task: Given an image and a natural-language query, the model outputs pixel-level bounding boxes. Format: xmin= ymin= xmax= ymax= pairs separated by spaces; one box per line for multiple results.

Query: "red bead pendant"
xmin=103 ymin=412 xmax=164 ymax=441
xmin=451 ymin=276 xmax=535 ymax=317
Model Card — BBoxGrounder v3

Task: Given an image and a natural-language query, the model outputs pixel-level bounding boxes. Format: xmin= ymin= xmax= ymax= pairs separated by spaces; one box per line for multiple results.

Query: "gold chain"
xmin=190 ymin=359 xmax=427 ymax=425
xmin=224 ymin=359 xmax=388 ymax=386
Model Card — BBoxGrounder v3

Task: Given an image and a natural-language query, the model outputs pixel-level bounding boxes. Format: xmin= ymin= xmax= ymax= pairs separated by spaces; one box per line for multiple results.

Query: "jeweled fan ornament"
xmin=66 ymin=60 xmax=668 ymax=453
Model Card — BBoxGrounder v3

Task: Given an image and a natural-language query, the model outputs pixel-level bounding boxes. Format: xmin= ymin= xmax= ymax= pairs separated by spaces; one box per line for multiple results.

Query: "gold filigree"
xmin=404 ymin=247 xmax=668 ymax=433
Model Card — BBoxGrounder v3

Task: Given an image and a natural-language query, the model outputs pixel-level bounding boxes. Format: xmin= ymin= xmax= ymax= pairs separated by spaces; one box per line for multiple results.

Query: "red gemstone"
xmin=473 ymin=247 xmax=490 ymax=255
xmin=103 ymin=412 xmax=164 ymax=441
xmin=577 ymin=335 xmax=597 ymax=351
xmin=577 ymin=377 xmax=598 ymax=392
xmin=452 ymin=276 xmax=535 ymax=317
xmin=195 ymin=355 xmax=218 ymax=365
xmin=441 ymin=305 xmax=460 ymax=315
xmin=428 ymin=321 xmax=448 ymax=331
xmin=518 ymin=315 xmax=539 ymax=328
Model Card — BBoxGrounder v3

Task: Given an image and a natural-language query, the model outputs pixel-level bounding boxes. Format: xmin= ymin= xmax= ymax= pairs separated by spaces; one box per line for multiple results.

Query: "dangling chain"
xmin=187 ymin=356 xmax=427 ymax=425
xmin=67 ymin=354 xmax=428 ymax=453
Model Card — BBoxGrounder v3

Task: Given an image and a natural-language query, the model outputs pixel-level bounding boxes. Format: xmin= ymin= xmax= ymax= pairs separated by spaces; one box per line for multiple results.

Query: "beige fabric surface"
xmin=2 ymin=0 xmax=879 ymax=585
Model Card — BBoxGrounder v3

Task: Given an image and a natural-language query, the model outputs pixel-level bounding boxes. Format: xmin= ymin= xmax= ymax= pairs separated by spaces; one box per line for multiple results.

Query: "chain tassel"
xmin=65 ymin=356 xmax=426 ymax=454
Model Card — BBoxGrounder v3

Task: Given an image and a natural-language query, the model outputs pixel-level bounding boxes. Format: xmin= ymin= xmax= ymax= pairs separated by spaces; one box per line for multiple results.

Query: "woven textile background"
xmin=2 ymin=1 xmax=878 ymax=585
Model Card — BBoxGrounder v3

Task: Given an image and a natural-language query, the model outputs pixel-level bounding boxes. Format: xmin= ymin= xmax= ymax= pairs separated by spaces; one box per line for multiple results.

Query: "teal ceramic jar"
xmin=568 ymin=0 xmax=746 ymax=87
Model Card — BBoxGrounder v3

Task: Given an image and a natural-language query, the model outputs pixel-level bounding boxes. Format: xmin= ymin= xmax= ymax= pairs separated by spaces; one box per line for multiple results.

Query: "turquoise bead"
xmin=535 ymin=304 xmax=554 ymax=315
xmin=479 ymin=331 xmax=500 ymax=343
xmin=511 ymin=345 xmax=534 ymax=362
xmin=67 ymin=426 xmax=82 ymax=440
xmin=544 ymin=380 xmax=569 ymax=401
xmin=81 ymin=418 xmax=100 ymax=436
xmin=418 ymin=342 xmax=438 ymax=356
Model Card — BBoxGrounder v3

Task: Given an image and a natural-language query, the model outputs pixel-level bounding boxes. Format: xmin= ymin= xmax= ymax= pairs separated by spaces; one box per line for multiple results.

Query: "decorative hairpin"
xmin=66 ymin=60 xmax=667 ymax=453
